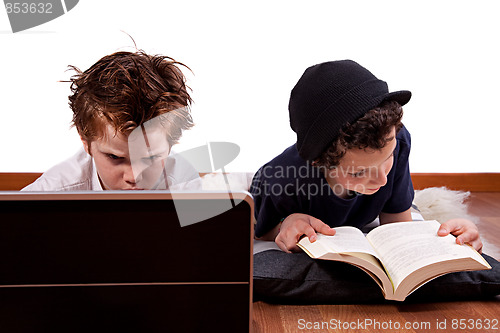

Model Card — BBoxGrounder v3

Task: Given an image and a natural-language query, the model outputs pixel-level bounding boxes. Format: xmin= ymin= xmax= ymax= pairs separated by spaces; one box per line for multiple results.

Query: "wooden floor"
xmin=252 ymin=192 xmax=500 ymax=333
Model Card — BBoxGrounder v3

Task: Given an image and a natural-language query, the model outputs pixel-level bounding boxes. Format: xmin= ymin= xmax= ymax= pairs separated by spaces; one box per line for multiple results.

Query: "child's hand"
xmin=275 ymin=213 xmax=335 ymax=253
xmin=437 ymin=218 xmax=483 ymax=253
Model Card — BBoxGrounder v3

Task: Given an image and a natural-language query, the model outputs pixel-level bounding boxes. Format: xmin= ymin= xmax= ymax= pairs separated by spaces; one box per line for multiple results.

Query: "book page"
xmin=317 ymin=227 xmax=379 ymax=259
xmin=366 ymin=220 xmax=484 ymax=290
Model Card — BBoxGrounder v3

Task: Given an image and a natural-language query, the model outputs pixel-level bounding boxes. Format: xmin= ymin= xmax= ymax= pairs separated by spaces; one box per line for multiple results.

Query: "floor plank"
xmin=478 ymin=217 xmax=500 ymax=260
xmin=279 ymin=305 xmax=328 ymax=333
xmin=252 ymin=302 xmax=285 ymax=333
xmin=468 ymin=193 xmax=500 ymax=260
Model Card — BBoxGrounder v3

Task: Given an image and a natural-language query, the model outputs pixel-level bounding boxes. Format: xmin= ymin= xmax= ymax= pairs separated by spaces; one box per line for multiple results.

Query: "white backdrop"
xmin=1 ymin=0 xmax=499 ymax=173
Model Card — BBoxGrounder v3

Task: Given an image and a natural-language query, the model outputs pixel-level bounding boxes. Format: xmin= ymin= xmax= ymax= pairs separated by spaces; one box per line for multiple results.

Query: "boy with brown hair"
xmin=251 ymin=60 xmax=482 ymax=253
xmin=23 ymin=50 xmax=198 ymax=191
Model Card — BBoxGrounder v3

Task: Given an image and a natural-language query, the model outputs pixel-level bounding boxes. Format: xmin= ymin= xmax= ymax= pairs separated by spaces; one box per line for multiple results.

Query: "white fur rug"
xmin=413 ymin=187 xmax=477 ymax=223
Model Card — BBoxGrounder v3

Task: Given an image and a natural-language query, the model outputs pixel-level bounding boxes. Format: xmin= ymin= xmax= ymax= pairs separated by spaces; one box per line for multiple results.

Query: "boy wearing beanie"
xmin=250 ymin=60 xmax=482 ymax=253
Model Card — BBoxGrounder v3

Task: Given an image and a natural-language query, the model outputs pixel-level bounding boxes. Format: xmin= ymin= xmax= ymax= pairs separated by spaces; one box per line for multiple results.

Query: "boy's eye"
xmin=350 ymin=170 xmax=365 ymax=178
xmin=107 ymin=154 xmax=123 ymax=160
xmin=142 ymin=155 xmax=161 ymax=164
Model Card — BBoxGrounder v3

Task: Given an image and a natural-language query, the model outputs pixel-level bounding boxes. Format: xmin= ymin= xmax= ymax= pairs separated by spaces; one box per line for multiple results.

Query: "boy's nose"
xmin=373 ymin=170 xmax=387 ymax=187
xmin=124 ymin=165 xmax=141 ymax=184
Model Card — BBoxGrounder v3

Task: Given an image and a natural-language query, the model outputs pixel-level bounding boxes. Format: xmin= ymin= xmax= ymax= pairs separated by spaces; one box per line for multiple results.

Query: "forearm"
xmin=379 ymin=208 xmax=412 ymax=224
xmin=255 ymin=222 xmax=281 ymax=241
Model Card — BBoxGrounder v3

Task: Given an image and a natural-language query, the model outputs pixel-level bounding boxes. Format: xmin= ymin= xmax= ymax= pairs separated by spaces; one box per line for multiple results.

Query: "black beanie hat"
xmin=289 ymin=60 xmax=411 ymax=161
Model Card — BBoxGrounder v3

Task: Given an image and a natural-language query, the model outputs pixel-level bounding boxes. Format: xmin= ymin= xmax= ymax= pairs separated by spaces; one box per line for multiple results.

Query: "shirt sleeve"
xmin=21 ymin=148 xmax=94 ymax=191
xmin=250 ymin=166 xmax=300 ymax=238
xmin=382 ymin=126 xmax=415 ymax=214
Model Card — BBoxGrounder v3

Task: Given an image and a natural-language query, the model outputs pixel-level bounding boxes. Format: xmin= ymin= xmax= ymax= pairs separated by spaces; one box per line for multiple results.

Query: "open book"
xmin=297 ymin=220 xmax=491 ymax=301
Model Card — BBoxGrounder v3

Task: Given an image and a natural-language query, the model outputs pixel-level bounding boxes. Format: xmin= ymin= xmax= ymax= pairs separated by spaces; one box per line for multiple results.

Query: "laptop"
xmin=0 ymin=191 xmax=254 ymax=332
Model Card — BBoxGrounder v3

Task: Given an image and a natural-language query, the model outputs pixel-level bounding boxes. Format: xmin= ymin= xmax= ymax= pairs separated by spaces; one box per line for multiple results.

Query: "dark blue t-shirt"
xmin=250 ymin=126 xmax=414 ymax=238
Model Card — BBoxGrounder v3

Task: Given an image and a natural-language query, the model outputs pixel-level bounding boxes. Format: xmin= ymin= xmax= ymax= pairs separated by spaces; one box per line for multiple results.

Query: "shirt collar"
xmin=91 ymin=157 xmax=104 ymax=191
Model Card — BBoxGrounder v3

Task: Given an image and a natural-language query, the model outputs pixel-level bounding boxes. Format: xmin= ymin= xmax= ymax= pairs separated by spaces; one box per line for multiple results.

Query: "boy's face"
xmin=82 ymin=124 xmax=171 ymax=190
xmin=326 ymin=127 xmax=397 ymax=197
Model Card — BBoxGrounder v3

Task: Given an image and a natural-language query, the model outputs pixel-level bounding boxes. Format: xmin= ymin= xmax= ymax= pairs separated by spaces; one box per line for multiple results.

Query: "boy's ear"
xmin=80 ymin=137 xmax=91 ymax=156
xmin=167 ymin=141 xmax=172 ymax=155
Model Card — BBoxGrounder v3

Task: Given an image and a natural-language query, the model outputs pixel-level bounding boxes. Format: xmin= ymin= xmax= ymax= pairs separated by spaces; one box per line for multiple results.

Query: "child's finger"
xmin=455 ymin=226 xmax=480 ymax=245
xmin=438 ymin=219 xmax=466 ymax=236
xmin=309 ymin=217 xmax=336 ymax=236
xmin=439 ymin=219 xmax=482 ymax=252
xmin=275 ymin=237 xmax=293 ymax=253
xmin=437 ymin=224 xmax=451 ymax=236
xmin=474 ymin=240 xmax=483 ymax=254
xmin=303 ymin=224 xmax=319 ymax=243
xmin=456 ymin=236 xmax=483 ymax=253
xmin=275 ymin=229 xmax=302 ymax=252
xmin=276 ymin=220 xmax=314 ymax=252
xmin=455 ymin=228 xmax=479 ymax=244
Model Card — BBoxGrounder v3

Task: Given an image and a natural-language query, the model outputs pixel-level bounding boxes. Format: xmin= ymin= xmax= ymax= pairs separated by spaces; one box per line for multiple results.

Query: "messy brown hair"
xmin=314 ymin=100 xmax=403 ymax=169
xmin=68 ymin=51 xmax=193 ymax=146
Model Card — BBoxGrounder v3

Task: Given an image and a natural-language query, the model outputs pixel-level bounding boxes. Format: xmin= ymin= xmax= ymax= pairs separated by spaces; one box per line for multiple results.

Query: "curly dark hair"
xmin=68 ymin=51 xmax=193 ymax=146
xmin=314 ymin=100 xmax=403 ymax=169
